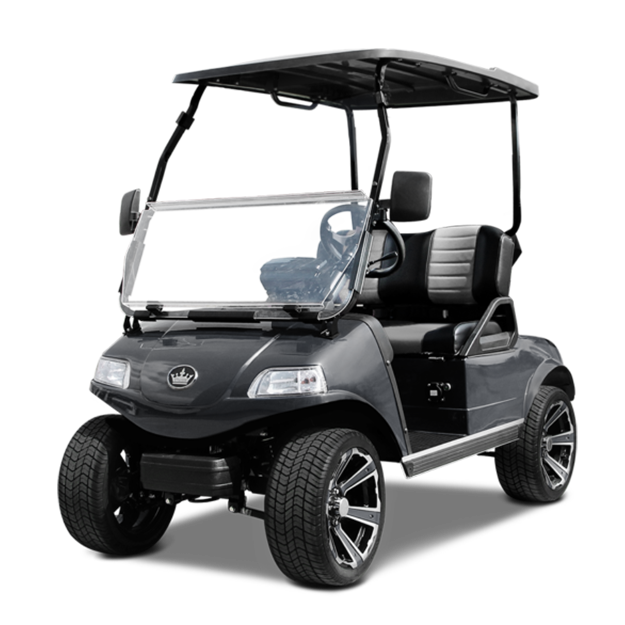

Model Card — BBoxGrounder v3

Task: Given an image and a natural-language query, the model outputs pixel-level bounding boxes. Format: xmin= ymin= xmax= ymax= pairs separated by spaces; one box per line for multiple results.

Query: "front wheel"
xmin=265 ymin=428 xmax=385 ymax=586
xmin=58 ymin=415 xmax=175 ymax=555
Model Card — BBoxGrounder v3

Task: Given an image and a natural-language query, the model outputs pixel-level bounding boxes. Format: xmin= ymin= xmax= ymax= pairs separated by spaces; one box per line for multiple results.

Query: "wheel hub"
xmin=329 ymin=495 xmax=350 ymax=519
xmin=326 ymin=447 xmax=382 ymax=569
xmin=112 ymin=473 xmax=130 ymax=503
xmin=540 ymin=400 xmax=576 ymax=490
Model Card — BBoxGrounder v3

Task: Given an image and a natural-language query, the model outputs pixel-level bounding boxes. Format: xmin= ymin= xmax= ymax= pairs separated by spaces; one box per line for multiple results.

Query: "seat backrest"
xmin=359 ymin=171 xmax=431 ymax=304
xmin=361 ymin=225 xmax=514 ymax=308
xmin=359 ymin=172 xmax=515 ymax=311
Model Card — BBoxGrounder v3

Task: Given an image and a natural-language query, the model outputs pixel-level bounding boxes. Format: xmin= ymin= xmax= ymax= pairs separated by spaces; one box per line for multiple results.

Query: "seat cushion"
xmin=382 ymin=319 xmax=502 ymax=355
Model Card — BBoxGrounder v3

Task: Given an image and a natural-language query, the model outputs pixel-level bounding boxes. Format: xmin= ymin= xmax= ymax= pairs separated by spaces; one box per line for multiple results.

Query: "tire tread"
xmin=495 ymin=386 xmax=575 ymax=502
xmin=265 ymin=428 xmax=381 ymax=586
xmin=58 ymin=416 xmax=173 ymax=555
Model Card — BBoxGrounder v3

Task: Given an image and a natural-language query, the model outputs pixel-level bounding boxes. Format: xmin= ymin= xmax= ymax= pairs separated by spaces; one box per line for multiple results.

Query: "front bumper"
xmin=140 ymin=452 xmax=241 ymax=497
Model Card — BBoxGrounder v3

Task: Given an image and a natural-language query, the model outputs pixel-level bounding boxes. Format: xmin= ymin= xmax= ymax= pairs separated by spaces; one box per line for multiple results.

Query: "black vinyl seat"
xmin=359 ymin=172 xmax=515 ymax=356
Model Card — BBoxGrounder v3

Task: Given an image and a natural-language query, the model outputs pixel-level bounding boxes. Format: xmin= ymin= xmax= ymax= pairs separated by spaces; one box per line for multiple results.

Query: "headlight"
xmin=94 ymin=357 xmax=131 ymax=389
xmin=248 ymin=366 xmax=327 ymax=398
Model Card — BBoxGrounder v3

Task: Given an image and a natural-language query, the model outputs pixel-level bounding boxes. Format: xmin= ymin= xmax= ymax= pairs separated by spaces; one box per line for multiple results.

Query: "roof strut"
xmin=369 ymin=61 xmax=391 ymax=204
xmin=148 ymin=84 xmax=207 ymax=203
xmin=507 ymin=93 xmax=522 ymax=237
xmin=344 ymin=106 xmax=359 ymax=190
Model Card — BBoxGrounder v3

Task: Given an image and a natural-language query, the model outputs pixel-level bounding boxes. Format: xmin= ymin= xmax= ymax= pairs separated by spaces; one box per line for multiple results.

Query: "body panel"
xmin=390 ymin=335 xmax=571 ymax=436
xmin=92 ymin=313 xmax=571 ymax=459
xmin=92 ymin=317 xmax=408 ymax=454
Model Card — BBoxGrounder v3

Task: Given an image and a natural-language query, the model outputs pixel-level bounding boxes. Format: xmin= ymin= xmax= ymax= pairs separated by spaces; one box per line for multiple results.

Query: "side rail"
xmin=402 ymin=419 xmax=523 ymax=477
xmin=458 ymin=297 xmax=518 ymax=357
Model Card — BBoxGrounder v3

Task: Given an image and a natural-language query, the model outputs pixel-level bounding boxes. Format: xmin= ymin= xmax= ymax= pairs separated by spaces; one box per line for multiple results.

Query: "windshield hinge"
xmin=146 ymin=304 xmax=163 ymax=314
xmin=320 ymin=317 xmax=339 ymax=339
xmin=123 ymin=315 xmax=142 ymax=336
xmin=126 ymin=303 xmax=167 ymax=331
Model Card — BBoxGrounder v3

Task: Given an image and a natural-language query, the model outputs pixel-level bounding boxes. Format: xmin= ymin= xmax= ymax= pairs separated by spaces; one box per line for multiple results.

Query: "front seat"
xmin=359 ymin=171 xmax=516 ymax=356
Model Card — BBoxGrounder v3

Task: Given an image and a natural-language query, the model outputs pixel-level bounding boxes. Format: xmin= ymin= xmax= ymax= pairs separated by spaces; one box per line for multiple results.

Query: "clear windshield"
xmin=121 ymin=191 xmax=372 ymax=320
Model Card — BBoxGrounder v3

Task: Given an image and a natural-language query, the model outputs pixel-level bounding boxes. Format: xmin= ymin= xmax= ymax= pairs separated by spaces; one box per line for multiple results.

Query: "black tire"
xmin=495 ymin=386 xmax=577 ymax=502
xmin=265 ymin=428 xmax=385 ymax=586
xmin=58 ymin=415 xmax=175 ymax=555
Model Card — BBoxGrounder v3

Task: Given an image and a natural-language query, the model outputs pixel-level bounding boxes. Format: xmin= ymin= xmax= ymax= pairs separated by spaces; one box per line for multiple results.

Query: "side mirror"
xmin=119 ymin=189 xmax=141 ymax=235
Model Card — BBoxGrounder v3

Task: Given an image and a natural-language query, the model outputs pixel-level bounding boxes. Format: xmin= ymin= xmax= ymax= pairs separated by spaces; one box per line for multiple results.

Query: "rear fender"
xmin=524 ymin=363 xmax=575 ymax=417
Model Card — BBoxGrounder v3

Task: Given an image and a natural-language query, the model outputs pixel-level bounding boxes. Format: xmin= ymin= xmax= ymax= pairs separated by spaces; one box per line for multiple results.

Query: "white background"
xmin=2 ymin=2 xmax=625 ymax=625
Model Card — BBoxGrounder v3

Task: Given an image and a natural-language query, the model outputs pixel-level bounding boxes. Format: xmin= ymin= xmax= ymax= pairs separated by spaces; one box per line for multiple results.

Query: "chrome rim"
xmin=541 ymin=400 xmax=575 ymax=490
xmin=326 ymin=448 xmax=382 ymax=569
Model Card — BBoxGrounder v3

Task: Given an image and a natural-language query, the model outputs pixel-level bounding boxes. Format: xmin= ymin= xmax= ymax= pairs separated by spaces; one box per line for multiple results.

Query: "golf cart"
xmin=58 ymin=50 xmax=577 ymax=586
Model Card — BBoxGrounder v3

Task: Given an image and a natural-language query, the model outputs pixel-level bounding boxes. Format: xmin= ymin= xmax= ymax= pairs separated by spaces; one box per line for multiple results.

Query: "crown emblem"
xmin=171 ymin=369 xmax=193 ymax=385
xmin=167 ymin=365 xmax=198 ymax=390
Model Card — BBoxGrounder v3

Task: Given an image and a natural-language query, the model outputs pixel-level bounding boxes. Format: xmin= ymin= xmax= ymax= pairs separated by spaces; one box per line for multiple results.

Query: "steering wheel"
xmin=319 ymin=204 xmax=363 ymax=261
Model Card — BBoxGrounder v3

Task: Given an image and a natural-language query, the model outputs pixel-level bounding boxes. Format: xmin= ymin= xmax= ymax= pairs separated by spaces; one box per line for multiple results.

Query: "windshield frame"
xmin=120 ymin=190 xmax=373 ymax=322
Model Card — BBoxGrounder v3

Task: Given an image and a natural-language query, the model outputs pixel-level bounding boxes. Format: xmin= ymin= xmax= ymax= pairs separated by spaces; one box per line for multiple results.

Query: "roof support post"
xmin=150 ymin=87 xmax=204 ymax=202
xmin=369 ymin=59 xmax=391 ymax=202
xmin=506 ymin=96 xmax=521 ymax=236
xmin=344 ymin=106 xmax=359 ymax=191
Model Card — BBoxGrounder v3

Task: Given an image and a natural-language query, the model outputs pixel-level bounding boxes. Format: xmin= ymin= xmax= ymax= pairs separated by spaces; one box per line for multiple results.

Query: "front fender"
xmin=92 ymin=317 xmax=408 ymax=453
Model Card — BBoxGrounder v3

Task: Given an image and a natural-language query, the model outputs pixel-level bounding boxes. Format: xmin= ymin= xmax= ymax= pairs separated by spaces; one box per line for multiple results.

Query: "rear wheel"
xmin=265 ymin=428 xmax=384 ymax=586
xmin=496 ymin=386 xmax=576 ymax=502
xmin=58 ymin=415 xmax=175 ymax=555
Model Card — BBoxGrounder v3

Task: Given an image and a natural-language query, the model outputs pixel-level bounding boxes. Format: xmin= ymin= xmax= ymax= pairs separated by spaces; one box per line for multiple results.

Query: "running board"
xmin=401 ymin=419 xmax=524 ymax=478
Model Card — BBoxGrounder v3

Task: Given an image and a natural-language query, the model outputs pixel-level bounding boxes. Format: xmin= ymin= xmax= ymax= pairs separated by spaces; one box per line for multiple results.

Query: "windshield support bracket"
xmin=320 ymin=317 xmax=339 ymax=339
xmin=123 ymin=315 xmax=142 ymax=336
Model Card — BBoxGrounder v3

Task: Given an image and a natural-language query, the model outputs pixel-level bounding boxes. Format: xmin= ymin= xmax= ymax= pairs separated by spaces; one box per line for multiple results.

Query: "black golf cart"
xmin=58 ymin=50 xmax=577 ymax=586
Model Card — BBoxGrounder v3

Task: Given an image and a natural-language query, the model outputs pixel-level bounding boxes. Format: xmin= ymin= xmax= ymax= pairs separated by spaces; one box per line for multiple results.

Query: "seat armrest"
xmin=458 ymin=297 xmax=518 ymax=357
xmin=479 ymin=332 xmax=511 ymax=351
